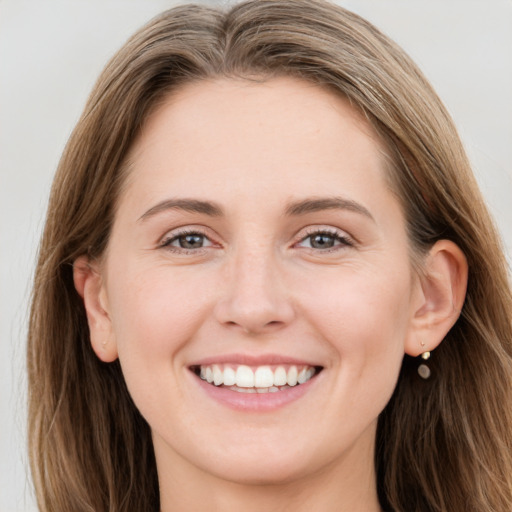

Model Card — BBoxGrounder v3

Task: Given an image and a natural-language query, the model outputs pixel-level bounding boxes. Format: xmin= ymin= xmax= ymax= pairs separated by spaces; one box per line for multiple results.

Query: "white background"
xmin=1 ymin=1 xmax=511 ymax=510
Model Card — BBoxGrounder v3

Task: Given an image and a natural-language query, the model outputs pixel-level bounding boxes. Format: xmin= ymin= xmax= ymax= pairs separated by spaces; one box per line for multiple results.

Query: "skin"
xmin=75 ymin=77 xmax=467 ymax=511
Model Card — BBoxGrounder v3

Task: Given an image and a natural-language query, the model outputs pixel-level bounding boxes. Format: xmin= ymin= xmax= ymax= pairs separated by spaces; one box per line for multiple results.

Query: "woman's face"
xmin=94 ymin=77 xmax=425 ymax=485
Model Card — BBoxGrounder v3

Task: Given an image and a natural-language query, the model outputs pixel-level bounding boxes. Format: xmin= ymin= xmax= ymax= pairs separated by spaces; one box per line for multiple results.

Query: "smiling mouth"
xmin=191 ymin=364 xmax=323 ymax=393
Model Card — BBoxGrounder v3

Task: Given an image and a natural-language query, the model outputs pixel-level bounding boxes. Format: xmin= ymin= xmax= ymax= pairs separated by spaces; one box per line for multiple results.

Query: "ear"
xmin=73 ymin=255 xmax=118 ymax=362
xmin=405 ymin=240 xmax=468 ymax=357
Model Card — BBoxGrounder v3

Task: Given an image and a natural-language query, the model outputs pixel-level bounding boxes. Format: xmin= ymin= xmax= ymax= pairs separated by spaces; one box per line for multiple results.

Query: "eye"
xmin=297 ymin=229 xmax=353 ymax=250
xmin=161 ymin=230 xmax=214 ymax=251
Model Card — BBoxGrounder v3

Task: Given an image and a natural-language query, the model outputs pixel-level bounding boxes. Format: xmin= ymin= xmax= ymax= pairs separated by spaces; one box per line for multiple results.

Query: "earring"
xmin=418 ymin=350 xmax=431 ymax=379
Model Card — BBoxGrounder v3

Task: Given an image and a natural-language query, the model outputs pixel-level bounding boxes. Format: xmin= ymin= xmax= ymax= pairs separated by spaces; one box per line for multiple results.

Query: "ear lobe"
xmin=73 ymin=255 xmax=118 ymax=363
xmin=405 ymin=240 xmax=468 ymax=357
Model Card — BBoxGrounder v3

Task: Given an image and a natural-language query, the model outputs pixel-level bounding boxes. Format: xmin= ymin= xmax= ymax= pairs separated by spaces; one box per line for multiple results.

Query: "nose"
xmin=213 ymin=246 xmax=295 ymax=335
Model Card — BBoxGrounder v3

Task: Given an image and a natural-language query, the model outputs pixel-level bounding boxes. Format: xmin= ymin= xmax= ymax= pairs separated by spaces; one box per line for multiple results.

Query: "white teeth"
xmin=297 ymin=367 xmax=308 ymax=384
xmin=236 ymin=365 xmax=255 ymax=388
xmin=274 ymin=366 xmax=287 ymax=386
xmin=287 ymin=366 xmax=298 ymax=386
xmin=232 ymin=385 xmax=286 ymax=393
xmin=254 ymin=366 xmax=274 ymax=387
xmin=223 ymin=366 xmax=236 ymax=386
xmin=213 ymin=364 xmax=223 ymax=386
xmin=197 ymin=363 xmax=318 ymax=390
xmin=256 ymin=386 xmax=280 ymax=393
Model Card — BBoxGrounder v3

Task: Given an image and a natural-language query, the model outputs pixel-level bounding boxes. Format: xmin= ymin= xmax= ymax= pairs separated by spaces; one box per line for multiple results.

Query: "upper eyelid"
xmin=301 ymin=226 xmax=343 ymax=235
xmin=295 ymin=225 xmax=352 ymax=240
xmin=159 ymin=225 xmax=214 ymax=242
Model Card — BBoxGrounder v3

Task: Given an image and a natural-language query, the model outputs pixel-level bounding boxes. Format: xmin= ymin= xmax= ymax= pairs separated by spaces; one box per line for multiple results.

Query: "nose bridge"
xmin=214 ymin=239 xmax=294 ymax=333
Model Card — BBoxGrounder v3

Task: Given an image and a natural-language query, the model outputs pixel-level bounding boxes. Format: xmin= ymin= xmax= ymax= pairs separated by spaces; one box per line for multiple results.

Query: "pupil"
xmin=311 ymin=234 xmax=334 ymax=249
xmin=180 ymin=234 xmax=203 ymax=249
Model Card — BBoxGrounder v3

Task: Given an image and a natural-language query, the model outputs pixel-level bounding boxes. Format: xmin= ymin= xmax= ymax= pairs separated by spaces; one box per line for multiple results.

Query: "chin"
xmin=196 ymin=445 xmax=321 ymax=486
xmin=211 ymin=462 xmax=309 ymax=487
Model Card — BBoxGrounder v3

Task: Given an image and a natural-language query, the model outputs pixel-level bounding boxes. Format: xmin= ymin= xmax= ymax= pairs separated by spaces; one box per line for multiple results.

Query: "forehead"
xmin=122 ymin=76 xmax=394 ymax=215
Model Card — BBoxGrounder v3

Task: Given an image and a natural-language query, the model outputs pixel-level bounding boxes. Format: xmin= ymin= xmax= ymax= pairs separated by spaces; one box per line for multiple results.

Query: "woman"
xmin=27 ymin=1 xmax=512 ymax=511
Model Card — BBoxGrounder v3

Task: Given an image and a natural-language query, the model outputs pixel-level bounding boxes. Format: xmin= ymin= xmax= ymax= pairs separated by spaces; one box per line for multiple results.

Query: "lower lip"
xmin=192 ymin=372 xmax=319 ymax=412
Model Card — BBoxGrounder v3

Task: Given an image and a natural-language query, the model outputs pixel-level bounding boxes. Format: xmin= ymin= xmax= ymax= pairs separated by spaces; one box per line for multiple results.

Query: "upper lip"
xmin=189 ymin=353 xmax=323 ymax=368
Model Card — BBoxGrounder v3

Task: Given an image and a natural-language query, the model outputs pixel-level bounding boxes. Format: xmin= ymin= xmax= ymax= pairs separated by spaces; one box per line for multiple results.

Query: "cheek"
xmin=298 ymin=266 xmax=412 ymax=367
xmin=106 ymin=266 xmax=213 ymax=363
xmin=104 ymin=266 xmax=218 ymax=422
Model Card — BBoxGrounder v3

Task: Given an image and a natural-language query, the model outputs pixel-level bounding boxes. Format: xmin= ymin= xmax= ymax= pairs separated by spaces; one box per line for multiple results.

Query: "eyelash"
xmin=160 ymin=228 xmax=214 ymax=254
xmin=159 ymin=227 xmax=354 ymax=254
xmin=295 ymin=228 xmax=354 ymax=252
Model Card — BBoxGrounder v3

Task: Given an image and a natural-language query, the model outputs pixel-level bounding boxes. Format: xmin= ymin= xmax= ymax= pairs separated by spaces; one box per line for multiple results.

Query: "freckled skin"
xmin=94 ymin=77 xmax=425 ymax=511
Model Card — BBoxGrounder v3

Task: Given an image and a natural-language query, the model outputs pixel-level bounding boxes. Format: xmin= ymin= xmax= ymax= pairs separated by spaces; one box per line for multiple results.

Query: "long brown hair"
xmin=28 ymin=1 xmax=512 ymax=510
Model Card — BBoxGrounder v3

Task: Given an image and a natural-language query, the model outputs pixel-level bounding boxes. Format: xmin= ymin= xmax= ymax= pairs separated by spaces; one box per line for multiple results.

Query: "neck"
xmin=155 ymin=432 xmax=381 ymax=512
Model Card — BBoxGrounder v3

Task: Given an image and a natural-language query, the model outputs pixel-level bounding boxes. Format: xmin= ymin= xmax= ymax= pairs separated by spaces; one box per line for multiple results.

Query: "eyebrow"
xmin=138 ymin=198 xmax=224 ymax=221
xmin=285 ymin=196 xmax=374 ymax=221
xmin=138 ymin=195 xmax=374 ymax=222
